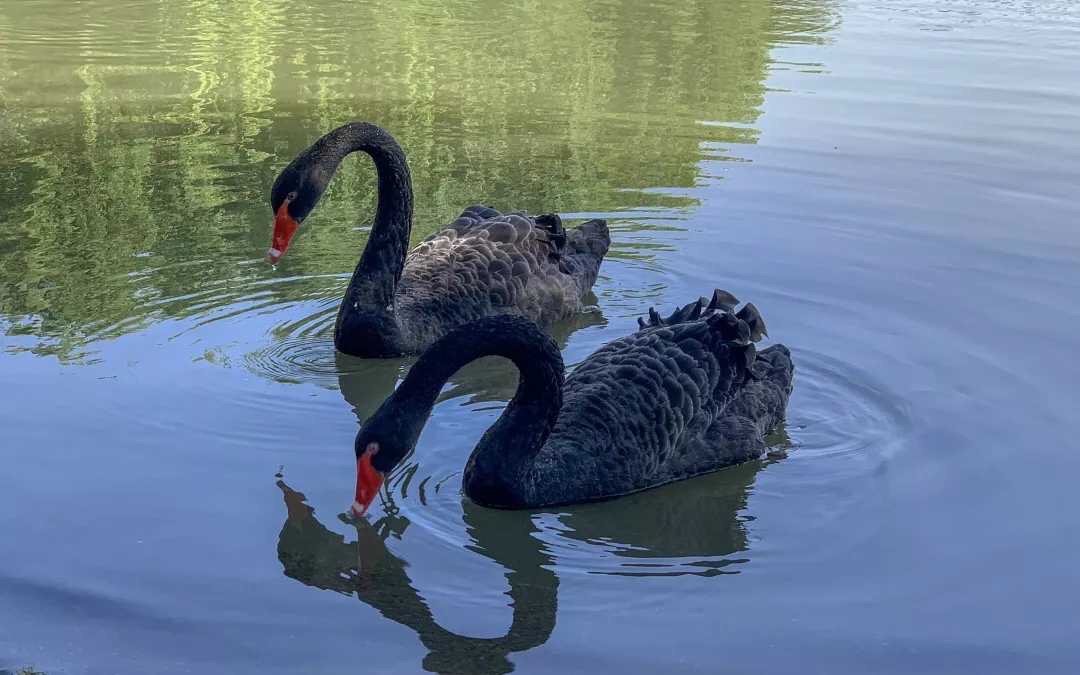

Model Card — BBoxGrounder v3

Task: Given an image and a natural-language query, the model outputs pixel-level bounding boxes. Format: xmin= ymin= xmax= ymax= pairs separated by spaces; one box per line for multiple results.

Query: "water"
xmin=2 ymin=0 xmax=1079 ymax=673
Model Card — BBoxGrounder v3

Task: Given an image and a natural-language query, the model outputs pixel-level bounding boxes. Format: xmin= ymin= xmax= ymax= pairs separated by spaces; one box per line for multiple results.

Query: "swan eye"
xmin=286 ymin=191 xmax=298 ymax=202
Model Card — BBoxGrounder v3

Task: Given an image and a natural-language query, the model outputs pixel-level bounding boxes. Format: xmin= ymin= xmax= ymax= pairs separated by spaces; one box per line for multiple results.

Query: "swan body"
xmin=382 ymin=207 xmax=609 ymax=356
xmin=352 ymin=290 xmax=794 ymax=512
xmin=267 ymin=122 xmax=610 ymax=357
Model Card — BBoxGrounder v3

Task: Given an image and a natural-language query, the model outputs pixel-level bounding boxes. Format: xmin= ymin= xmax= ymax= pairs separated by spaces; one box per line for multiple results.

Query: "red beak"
xmin=268 ymin=200 xmax=299 ymax=264
xmin=352 ymin=446 xmax=384 ymax=516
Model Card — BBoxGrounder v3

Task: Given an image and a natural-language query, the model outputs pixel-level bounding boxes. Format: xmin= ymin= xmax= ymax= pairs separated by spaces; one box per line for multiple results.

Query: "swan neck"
xmin=380 ymin=318 xmax=564 ymax=504
xmin=337 ymin=123 xmax=413 ymax=311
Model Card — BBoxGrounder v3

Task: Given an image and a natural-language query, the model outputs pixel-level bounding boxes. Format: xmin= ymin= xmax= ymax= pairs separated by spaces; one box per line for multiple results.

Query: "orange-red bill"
xmin=268 ymin=200 xmax=299 ymax=263
xmin=352 ymin=447 xmax=384 ymax=516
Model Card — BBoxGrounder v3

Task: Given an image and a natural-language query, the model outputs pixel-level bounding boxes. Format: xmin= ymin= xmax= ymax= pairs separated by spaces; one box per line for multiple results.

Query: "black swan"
xmin=267 ymin=122 xmax=611 ymax=357
xmin=351 ymin=290 xmax=794 ymax=514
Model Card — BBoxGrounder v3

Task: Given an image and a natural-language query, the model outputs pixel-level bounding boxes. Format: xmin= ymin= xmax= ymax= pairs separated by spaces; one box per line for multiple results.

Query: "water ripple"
xmin=244 ymin=333 xmax=342 ymax=388
xmin=784 ymin=347 xmax=912 ymax=462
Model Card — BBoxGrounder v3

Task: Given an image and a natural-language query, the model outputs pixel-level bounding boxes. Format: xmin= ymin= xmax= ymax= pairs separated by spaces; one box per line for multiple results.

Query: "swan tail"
xmin=703 ymin=342 xmax=794 ymax=465
xmin=742 ymin=343 xmax=794 ymax=427
xmin=562 ymin=218 xmax=610 ymax=293
xmin=706 ymin=305 xmax=790 ymax=400
xmin=567 ymin=218 xmax=610 ymax=257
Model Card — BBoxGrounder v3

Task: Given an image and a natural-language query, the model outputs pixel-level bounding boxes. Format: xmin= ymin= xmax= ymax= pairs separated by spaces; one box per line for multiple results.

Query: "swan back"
xmin=519 ymin=291 xmax=793 ymax=506
xmin=393 ymin=206 xmax=609 ymax=352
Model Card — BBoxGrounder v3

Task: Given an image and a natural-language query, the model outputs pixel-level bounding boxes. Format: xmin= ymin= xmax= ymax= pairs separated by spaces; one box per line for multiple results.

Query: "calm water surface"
xmin=2 ymin=1 xmax=1079 ymax=673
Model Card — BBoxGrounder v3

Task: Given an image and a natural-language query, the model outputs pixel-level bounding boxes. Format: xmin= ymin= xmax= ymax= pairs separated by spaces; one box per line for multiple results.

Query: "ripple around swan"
xmin=97 ymin=261 xmax=361 ymax=389
xmin=244 ymin=332 xmax=343 ymax=388
xmin=782 ymin=347 xmax=912 ymax=463
xmin=72 ymin=263 xmax=346 ymax=349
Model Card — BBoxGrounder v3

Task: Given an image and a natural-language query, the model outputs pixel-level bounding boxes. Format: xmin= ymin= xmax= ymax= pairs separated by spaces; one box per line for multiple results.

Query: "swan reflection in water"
xmin=275 ymin=449 xmax=786 ymax=674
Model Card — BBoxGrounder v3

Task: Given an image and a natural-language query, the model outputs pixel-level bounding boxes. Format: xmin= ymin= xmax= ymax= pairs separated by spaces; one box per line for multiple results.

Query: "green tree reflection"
xmin=0 ymin=0 xmax=835 ymax=360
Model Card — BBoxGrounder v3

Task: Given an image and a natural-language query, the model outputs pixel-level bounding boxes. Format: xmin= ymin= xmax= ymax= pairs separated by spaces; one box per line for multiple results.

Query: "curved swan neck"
xmin=325 ymin=122 xmax=413 ymax=311
xmin=399 ymin=318 xmax=562 ymax=405
xmin=363 ymin=317 xmax=564 ymax=504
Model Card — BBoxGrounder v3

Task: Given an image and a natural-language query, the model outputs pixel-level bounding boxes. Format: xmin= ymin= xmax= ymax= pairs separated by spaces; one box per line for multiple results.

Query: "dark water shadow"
xmin=274 ymin=448 xmax=776 ymax=674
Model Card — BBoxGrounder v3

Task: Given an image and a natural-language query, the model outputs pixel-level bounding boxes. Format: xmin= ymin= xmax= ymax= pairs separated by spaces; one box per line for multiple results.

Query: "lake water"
xmin=2 ymin=0 xmax=1079 ymax=673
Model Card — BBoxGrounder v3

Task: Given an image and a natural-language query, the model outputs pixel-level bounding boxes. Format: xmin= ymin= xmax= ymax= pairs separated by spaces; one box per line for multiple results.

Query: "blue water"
xmin=2 ymin=1 xmax=1079 ymax=673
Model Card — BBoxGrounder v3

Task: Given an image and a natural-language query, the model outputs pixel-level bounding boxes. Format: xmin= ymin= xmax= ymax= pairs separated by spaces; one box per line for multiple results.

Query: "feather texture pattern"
xmin=395 ymin=207 xmax=609 ymax=353
xmin=525 ymin=293 xmax=792 ymax=506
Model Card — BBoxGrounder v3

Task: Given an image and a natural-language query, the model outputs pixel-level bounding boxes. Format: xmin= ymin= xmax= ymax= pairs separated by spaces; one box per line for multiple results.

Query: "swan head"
xmin=352 ymin=442 xmax=385 ymax=517
xmin=351 ymin=399 xmax=424 ymax=515
xmin=267 ymin=157 xmax=330 ymax=263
